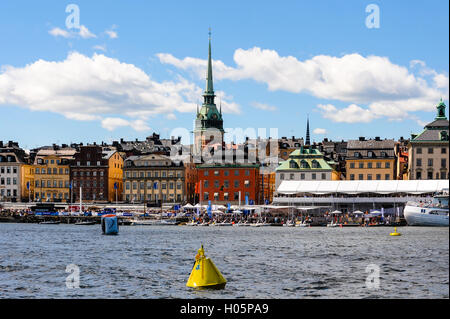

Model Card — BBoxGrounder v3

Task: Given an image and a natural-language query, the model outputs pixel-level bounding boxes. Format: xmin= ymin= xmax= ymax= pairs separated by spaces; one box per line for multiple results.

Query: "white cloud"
xmin=79 ymin=25 xmax=96 ymax=39
xmin=0 ymin=52 xmax=240 ymax=131
xmin=158 ymin=48 xmax=448 ymax=123
xmin=251 ymin=102 xmax=277 ymax=111
xmin=317 ymin=104 xmax=379 ymax=123
xmin=49 ymin=25 xmax=96 ymax=39
xmin=49 ymin=27 xmax=71 ymax=38
xmin=101 ymin=117 xmax=150 ymax=132
xmin=105 ymin=30 xmax=118 ymax=39
xmin=313 ymin=128 xmax=327 ymax=134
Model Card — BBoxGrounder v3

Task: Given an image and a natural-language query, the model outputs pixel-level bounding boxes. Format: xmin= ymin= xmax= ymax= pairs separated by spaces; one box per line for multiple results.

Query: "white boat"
xmin=250 ymin=222 xmax=271 ymax=227
xmin=283 ymin=220 xmax=295 ymax=227
xmin=185 ymin=221 xmax=198 ymax=226
xmin=198 ymin=222 xmax=210 ymax=226
xmin=295 ymin=221 xmax=309 ymax=227
xmin=326 ymin=221 xmax=340 ymax=228
xmin=233 ymin=221 xmax=251 ymax=227
xmin=404 ymin=190 xmax=449 ymax=226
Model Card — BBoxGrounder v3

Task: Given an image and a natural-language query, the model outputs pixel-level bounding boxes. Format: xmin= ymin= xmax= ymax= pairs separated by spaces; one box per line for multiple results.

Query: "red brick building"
xmin=195 ymin=163 xmax=260 ymax=205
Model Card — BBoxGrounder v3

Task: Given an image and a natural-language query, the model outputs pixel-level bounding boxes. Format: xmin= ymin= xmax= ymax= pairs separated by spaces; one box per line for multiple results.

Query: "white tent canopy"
xmin=277 ymin=180 xmax=448 ymax=195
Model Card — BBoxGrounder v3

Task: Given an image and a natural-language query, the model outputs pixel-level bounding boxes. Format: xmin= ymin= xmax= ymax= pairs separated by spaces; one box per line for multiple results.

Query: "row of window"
xmin=349 ymin=162 xmax=391 ymax=169
xmin=0 ymin=167 xmax=18 ymax=175
xmin=280 ymin=173 xmax=328 ymax=180
xmin=35 ymin=167 xmax=70 ymax=175
xmin=0 ymin=177 xmax=17 ymax=185
xmin=0 ymin=189 xmax=17 ymax=197
xmin=416 ymin=147 xmax=447 ymax=155
xmin=416 ymin=158 xmax=447 ymax=168
xmin=125 ymin=170 xmax=183 ymax=178
xmin=202 ymin=192 xmax=251 ymax=201
xmin=34 ymin=192 xmax=69 ymax=199
xmin=35 ymin=180 xmax=70 ymax=188
xmin=202 ymin=180 xmax=251 ymax=188
xmin=73 ymin=171 xmax=105 ymax=177
xmin=349 ymin=174 xmax=391 ymax=180
xmin=203 ymin=169 xmax=251 ymax=177
xmin=125 ymin=193 xmax=182 ymax=202
xmin=125 ymin=181 xmax=183 ymax=191
xmin=353 ymin=151 xmax=389 ymax=158
xmin=73 ymin=181 xmax=104 ymax=188
xmin=416 ymin=171 xmax=448 ymax=180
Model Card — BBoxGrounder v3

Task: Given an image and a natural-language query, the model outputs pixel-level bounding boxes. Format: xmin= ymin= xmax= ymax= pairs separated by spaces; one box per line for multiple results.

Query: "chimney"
xmin=375 ymin=136 xmax=380 ymax=141
xmin=359 ymin=137 xmax=365 ymax=141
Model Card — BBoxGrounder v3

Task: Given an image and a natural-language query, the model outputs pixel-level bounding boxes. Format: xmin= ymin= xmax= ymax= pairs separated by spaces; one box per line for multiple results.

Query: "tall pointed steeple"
xmin=205 ymin=28 xmax=214 ymax=95
xmin=305 ymin=115 xmax=311 ymax=146
xmin=193 ymin=29 xmax=224 ymax=157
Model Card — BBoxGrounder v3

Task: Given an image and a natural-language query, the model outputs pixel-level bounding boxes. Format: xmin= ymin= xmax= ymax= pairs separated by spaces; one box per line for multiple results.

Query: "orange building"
xmin=196 ymin=163 xmax=260 ymax=205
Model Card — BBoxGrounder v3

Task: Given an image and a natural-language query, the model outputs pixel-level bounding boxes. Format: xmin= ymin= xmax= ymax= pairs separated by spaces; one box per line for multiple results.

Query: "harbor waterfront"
xmin=0 ymin=223 xmax=447 ymax=298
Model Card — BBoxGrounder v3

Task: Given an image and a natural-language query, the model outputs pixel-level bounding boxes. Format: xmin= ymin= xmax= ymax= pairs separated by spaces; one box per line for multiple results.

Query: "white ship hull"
xmin=403 ymin=205 xmax=449 ymax=226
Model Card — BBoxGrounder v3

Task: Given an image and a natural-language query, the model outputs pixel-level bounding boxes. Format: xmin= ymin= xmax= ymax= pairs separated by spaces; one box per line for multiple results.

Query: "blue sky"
xmin=0 ymin=0 xmax=448 ymax=150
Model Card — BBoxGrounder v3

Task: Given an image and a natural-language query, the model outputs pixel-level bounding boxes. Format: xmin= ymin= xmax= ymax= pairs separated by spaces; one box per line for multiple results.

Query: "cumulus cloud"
xmin=313 ymin=128 xmax=327 ymax=134
xmin=101 ymin=117 xmax=150 ymax=131
xmin=49 ymin=25 xmax=96 ymax=39
xmin=158 ymin=48 xmax=448 ymax=123
xmin=0 ymin=52 xmax=239 ymax=131
xmin=49 ymin=27 xmax=71 ymax=38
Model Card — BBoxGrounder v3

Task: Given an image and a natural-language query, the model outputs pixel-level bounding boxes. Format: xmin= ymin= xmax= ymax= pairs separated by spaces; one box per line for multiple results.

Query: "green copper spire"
xmin=205 ymin=28 xmax=214 ymax=95
xmin=194 ymin=29 xmax=223 ymax=134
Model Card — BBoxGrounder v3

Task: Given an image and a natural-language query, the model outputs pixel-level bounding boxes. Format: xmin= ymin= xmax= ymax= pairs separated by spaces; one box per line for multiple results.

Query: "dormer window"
xmin=300 ymin=160 xmax=309 ymax=169
xmin=312 ymin=160 xmax=321 ymax=169
xmin=289 ymin=160 xmax=298 ymax=169
xmin=368 ymin=151 xmax=374 ymax=158
xmin=354 ymin=152 xmax=361 ymax=158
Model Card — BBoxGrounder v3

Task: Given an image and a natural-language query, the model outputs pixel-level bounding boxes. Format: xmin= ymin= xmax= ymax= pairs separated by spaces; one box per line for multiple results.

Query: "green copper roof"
xmin=276 ymin=147 xmax=332 ymax=171
xmin=436 ymin=98 xmax=447 ymax=120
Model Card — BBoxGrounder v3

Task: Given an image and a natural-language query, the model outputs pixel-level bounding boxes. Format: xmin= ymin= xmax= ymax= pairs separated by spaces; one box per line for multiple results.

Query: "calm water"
xmin=0 ymin=223 xmax=448 ymax=299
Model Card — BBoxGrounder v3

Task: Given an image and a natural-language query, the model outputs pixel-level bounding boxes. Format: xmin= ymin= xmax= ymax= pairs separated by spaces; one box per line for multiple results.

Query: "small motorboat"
xmin=39 ymin=220 xmax=60 ymax=225
xmin=74 ymin=221 xmax=97 ymax=225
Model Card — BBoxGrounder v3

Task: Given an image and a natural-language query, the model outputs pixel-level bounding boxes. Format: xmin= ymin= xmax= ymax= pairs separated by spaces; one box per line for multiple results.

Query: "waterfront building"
xmin=259 ymin=170 xmax=276 ymax=204
xmin=0 ymin=141 xmax=27 ymax=202
xmin=193 ymin=32 xmax=224 ymax=159
xmin=123 ymin=154 xmax=186 ymax=204
xmin=196 ymin=163 xmax=260 ymax=205
xmin=408 ymin=99 xmax=449 ymax=180
xmin=394 ymin=137 xmax=409 ymax=180
xmin=33 ymin=147 xmax=76 ymax=202
xmin=275 ymin=145 xmax=339 ymax=191
xmin=70 ymin=145 xmax=124 ymax=203
xmin=345 ymin=137 xmax=396 ymax=181
xmin=20 ymin=164 xmax=35 ymax=201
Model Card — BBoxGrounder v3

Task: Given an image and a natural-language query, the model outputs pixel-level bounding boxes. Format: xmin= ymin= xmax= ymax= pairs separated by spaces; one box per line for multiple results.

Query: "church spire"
xmin=305 ymin=115 xmax=311 ymax=146
xmin=205 ymin=28 xmax=214 ymax=95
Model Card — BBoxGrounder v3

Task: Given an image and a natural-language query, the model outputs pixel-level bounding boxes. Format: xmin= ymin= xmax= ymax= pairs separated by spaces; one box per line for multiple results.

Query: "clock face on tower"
xmin=212 ymin=113 xmax=217 ymax=120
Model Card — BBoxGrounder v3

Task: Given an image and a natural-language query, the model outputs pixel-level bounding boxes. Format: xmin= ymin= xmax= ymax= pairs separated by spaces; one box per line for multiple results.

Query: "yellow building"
xmin=20 ymin=164 xmax=35 ymax=201
xmin=346 ymin=137 xmax=396 ymax=180
xmin=33 ymin=148 xmax=76 ymax=202
xmin=104 ymin=150 xmax=124 ymax=202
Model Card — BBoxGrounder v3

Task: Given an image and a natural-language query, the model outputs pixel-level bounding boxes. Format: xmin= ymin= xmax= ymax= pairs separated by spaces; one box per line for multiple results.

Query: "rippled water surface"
xmin=0 ymin=223 xmax=448 ymax=298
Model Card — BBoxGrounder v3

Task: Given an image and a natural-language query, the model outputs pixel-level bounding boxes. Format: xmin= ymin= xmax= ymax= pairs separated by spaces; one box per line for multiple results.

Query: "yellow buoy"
xmin=186 ymin=245 xmax=227 ymax=289
xmin=390 ymin=227 xmax=401 ymax=236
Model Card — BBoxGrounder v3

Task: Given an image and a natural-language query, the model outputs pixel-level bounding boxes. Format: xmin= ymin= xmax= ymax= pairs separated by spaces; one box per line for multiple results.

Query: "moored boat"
xmin=404 ymin=190 xmax=449 ymax=226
